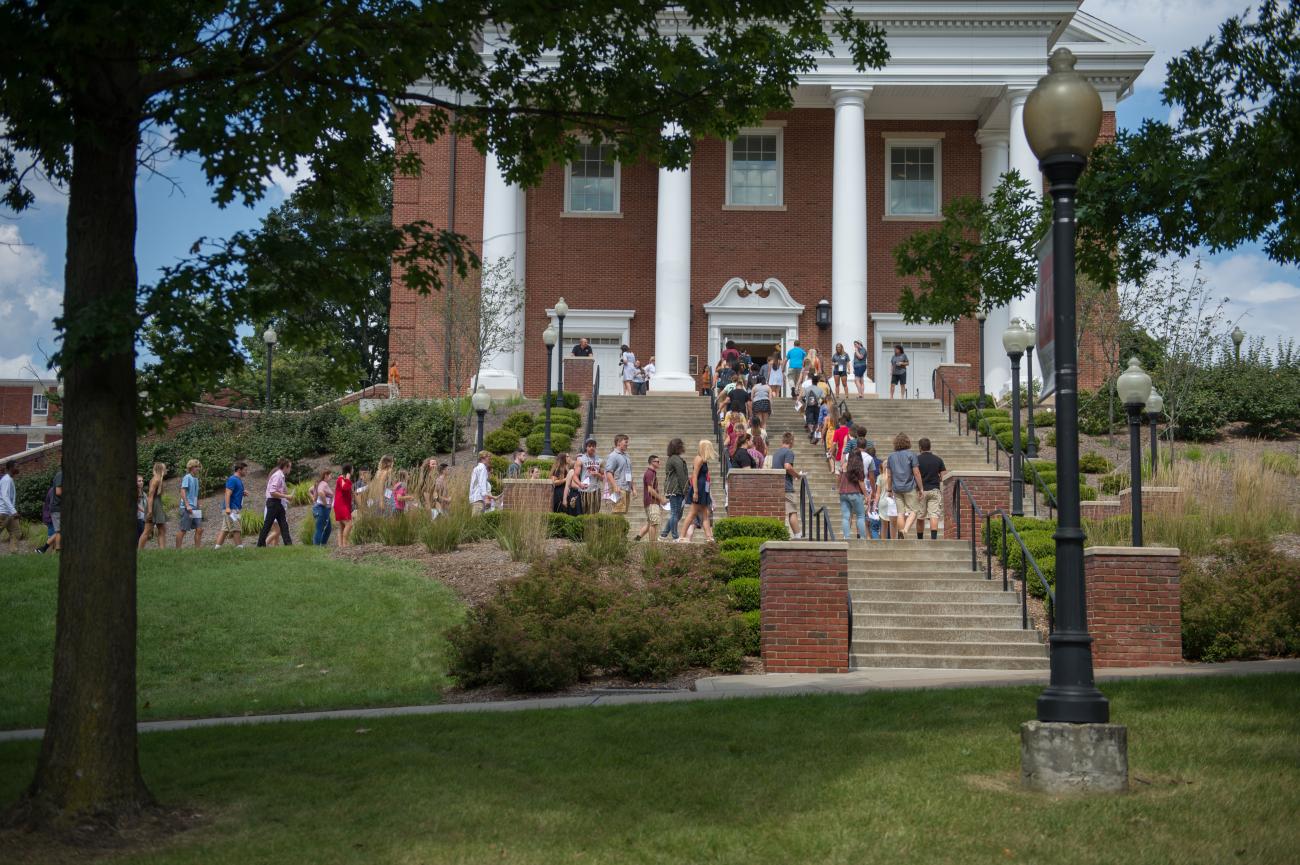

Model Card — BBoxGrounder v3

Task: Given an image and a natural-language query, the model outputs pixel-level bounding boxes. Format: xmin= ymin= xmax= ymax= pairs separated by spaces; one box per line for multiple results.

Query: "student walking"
xmin=334 ymin=464 xmax=356 ymax=546
xmin=772 ymin=431 xmax=803 ymax=539
xmin=577 ymin=437 xmax=604 ymax=515
xmin=469 ymin=450 xmax=493 ymax=515
xmin=839 ymin=453 xmax=869 ymax=540
xmin=635 ymin=455 xmax=667 ymax=543
xmin=36 ymin=467 xmax=63 ymax=554
xmin=136 ymin=475 xmax=146 ymax=541
xmin=915 ymin=437 xmax=947 ymax=540
xmin=0 ymin=461 xmax=19 ymax=553
xmin=785 ymin=340 xmax=806 ymax=401
xmin=604 ymin=435 xmax=633 ymax=514
xmin=176 ymin=458 xmax=204 ymax=549
xmin=620 ymin=345 xmax=637 ymax=394
xmin=879 ymin=434 xmax=924 ymax=539
xmin=852 ymin=340 xmax=868 ymax=398
xmin=660 ymin=438 xmax=689 ymax=540
xmin=679 ymin=439 xmax=716 ymax=543
xmin=214 ymin=462 xmax=248 ymax=548
xmin=257 ymin=458 xmax=294 ymax=546
xmin=889 ymin=344 xmax=910 ymax=399
xmin=138 ymin=462 xmax=167 ymax=550
xmin=831 ymin=343 xmax=850 ymax=397
xmin=312 ymin=467 xmax=334 ymax=546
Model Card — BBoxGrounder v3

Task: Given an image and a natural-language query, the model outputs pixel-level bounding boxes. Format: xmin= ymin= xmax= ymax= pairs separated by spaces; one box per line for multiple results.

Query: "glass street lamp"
xmin=1145 ymin=388 xmax=1164 ymax=480
xmin=1023 ymin=46 xmax=1110 ymax=725
xmin=1002 ymin=320 xmax=1033 ymax=516
xmin=262 ymin=326 xmax=278 ymax=413
xmin=976 ymin=301 xmax=989 ymax=406
xmin=541 ymin=323 xmax=558 ymax=458
xmin=1118 ymin=358 xmax=1153 ymax=547
xmin=1025 ymin=322 xmax=1039 ymax=459
xmin=555 ymin=297 xmax=569 ymax=399
xmin=816 ymin=298 xmax=831 ymax=330
xmin=472 ymin=385 xmax=492 ymax=452
xmin=1231 ymin=325 xmax=1245 ymax=362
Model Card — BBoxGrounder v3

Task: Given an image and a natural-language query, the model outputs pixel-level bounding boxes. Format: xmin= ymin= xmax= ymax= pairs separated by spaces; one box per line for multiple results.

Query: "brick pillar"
xmin=1118 ymin=486 xmax=1182 ymax=515
xmin=1080 ymin=500 xmax=1123 ymax=521
xmin=940 ymin=470 xmax=1009 ymax=540
xmin=934 ymin=363 xmax=976 ymax=400
xmin=563 ymin=357 xmax=595 ymax=400
xmin=501 ymin=479 xmax=553 ymax=512
xmin=1084 ymin=546 xmax=1183 ymax=667
xmin=724 ymin=470 xmax=787 ymax=520
xmin=759 ymin=541 xmax=849 ymax=673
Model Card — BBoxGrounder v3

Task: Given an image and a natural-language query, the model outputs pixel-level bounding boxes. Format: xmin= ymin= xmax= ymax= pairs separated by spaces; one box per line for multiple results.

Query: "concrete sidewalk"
xmin=2 ymin=658 xmax=1296 ymax=743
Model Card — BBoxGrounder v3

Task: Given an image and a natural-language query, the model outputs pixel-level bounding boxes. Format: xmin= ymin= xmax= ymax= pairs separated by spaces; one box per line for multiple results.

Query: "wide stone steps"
xmin=853 ymin=588 xmax=1021 ymax=604
xmin=856 ymin=626 xmax=1042 ymax=644
xmin=849 ymin=577 xmax=1010 ymax=591
xmin=866 ymin=612 xmax=1032 ymax=630
xmin=851 ymin=653 xmax=1049 ymax=670
xmin=854 ymin=600 xmax=1029 ymax=616
xmin=852 ymin=639 xmax=1047 ymax=658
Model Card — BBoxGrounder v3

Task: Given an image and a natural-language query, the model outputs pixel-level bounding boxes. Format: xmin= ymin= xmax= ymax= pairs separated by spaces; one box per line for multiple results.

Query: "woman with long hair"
xmin=137 ymin=462 xmax=167 ymax=550
xmin=679 ymin=439 xmax=716 ymax=543
xmin=831 ymin=342 xmax=850 ymax=398
xmin=333 ymin=464 xmax=355 ymax=547
xmin=838 ymin=450 xmax=869 ymax=540
xmin=852 ymin=339 xmax=869 ymax=398
xmin=550 ymin=453 xmax=572 ymax=513
xmin=312 ymin=467 xmax=335 ymax=546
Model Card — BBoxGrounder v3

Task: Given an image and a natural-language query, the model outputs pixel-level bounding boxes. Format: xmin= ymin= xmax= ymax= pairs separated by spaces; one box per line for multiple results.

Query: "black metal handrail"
xmin=584 ymin=365 xmax=601 ymax=443
xmin=797 ymin=474 xmax=835 ymax=541
xmin=949 ymin=477 xmax=989 ymax=576
xmin=933 ymin=369 xmax=955 ymax=426
xmin=708 ymin=388 xmax=729 ymax=490
xmin=987 ymin=509 xmax=1056 ymax=632
xmin=1027 ymin=464 xmax=1058 ymax=519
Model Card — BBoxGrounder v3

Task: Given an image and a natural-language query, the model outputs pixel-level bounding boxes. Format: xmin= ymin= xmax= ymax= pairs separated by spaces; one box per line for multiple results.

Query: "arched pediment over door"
xmin=702 ymin=278 xmax=805 ymax=365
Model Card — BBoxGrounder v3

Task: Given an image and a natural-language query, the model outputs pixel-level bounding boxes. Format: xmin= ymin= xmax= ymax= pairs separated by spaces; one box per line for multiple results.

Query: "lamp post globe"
xmin=1118 ymin=357 xmax=1153 ymax=547
xmin=1002 ymin=321 xmax=1030 ymax=516
xmin=1145 ymin=387 xmax=1164 ymax=480
xmin=1023 ymin=46 xmax=1110 ymax=725
xmin=1231 ymin=325 xmax=1245 ymax=362
xmin=555 ymin=297 xmax=569 ymax=399
xmin=976 ymin=301 xmax=989 ymax=406
xmin=541 ymin=323 xmax=558 ymax=458
xmin=472 ymin=385 xmax=492 ymax=453
xmin=262 ymin=326 xmax=278 ymax=413
xmin=1024 ymin=322 xmax=1038 ymax=459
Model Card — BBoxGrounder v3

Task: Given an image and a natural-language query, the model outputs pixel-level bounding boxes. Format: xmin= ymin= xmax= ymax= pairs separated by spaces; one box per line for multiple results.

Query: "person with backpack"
xmin=801 ymin=376 xmax=821 ymax=441
xmin=878 ymin=433 xmax=924 ymax=540
xmin=35 ymin=466 xmax=63 ymax=554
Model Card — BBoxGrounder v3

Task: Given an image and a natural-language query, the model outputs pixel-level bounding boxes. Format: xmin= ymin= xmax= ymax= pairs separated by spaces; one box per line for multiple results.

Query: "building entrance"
xmin=720 ymin=330 xmax=785 ymax=368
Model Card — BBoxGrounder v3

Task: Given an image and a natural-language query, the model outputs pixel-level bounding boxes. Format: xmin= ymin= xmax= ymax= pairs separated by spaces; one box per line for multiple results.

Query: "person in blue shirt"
xmin=176 ymin=459 xmax=205 ymax=549
xmin=214 ymin=462 xmax=248 ymax=548
xmin=785 ymin=340 xmax=806 ymax=400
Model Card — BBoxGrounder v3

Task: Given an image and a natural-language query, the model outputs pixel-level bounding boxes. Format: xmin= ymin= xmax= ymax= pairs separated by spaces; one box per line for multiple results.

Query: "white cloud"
xmin=263 ymin=155 xmax=313 ymax=198
xmin=1082 ymin=0 xmax=1254 ymax=90
xmin=0 ymin=224 xmax=61 ymax=369
xmin=1167 ymin=250 xmax=1300 ymax=342
xmin=0 ymin=353 xmax=40 ymax=378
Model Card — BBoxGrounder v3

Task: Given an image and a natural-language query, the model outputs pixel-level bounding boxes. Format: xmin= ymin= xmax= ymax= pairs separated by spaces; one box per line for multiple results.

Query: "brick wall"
xmin=940 ymin=470 xmax=1009 ymax=540
xmin=1118 ymin=486 xmax=1182 ymax=516
xmin=759 ymin=541 xmax=849 ymax=673
xmin=1080 ymin=500 xmax=1123 ymax=521
xmin=1084 ymin=546 xmax=1183 ymax=667
xmin=3 ymin=440 xmax=62 ymax=475
xmin=501 ymin=479 xmax=553 ymax=513
xmin=563 ymin=358 xmax=595 ymax=400
xmin=934 ymin=363 xmax=977 ymax=403
xmin=724 ymin=469 xmax=787 ymax=520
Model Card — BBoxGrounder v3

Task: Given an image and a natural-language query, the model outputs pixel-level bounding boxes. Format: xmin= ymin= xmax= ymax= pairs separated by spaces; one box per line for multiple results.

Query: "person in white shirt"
xmin=644 ymin=356 xmax=656 ymax=389
xmin=0 ymin=460 xmax=19 ymax=553
xmin=469 ymin=450 xmax=494 ymax=515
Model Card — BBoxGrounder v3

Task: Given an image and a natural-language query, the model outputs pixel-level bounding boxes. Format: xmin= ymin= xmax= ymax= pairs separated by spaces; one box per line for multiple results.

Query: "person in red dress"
xmin=333 ymin=464 xmax=355 ymax=547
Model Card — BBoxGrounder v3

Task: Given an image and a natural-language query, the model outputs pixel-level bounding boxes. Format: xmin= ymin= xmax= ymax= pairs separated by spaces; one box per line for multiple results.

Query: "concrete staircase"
xmin=590 ymin=394 xmax=723 ymax=537
xmin=849 ymin=539 xmax=1048 ymax=670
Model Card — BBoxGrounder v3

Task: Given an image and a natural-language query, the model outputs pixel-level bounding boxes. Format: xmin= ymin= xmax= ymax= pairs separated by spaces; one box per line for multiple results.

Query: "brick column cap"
xmin=564 ymin=356 xmax=595 ymax=365
xmin=1085 ymin=545 xmax=1181 ymax=557
xmin=501 ymin=479 xmax=555 ymax=487
xmin=762 ymin=541 xmax=850 ymax=552
xmin=732 ymin=469 xmax=787 ymax=476
xmin=944 ymin=470 xmax=1010 ymax=480
xmin=935 ymin=362 xmax=972 ymax=369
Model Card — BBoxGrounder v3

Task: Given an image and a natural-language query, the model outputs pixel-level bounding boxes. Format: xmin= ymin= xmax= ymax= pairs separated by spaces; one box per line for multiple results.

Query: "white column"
xmin=976 ymin=128 xmax=1012 ymax=397
xmin=1007 ymin=89 xmax=1040 ymax=339
xmin=831 ymin=90 xmax=873 ymax=388
xmin=650 ymin=126 xmax=696 ymax=392
xmin=477 ymin=150 xmax=525 ymax=394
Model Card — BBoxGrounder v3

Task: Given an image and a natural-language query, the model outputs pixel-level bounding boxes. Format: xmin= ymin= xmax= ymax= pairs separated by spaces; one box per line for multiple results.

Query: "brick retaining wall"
xmin=940 ymin=470 xmax=1009 ymax=540
xmin=934 ymin=363 xmax=977 ymax=402
xmin=501 ymin=479 xmax=553 ymax=513
xmin=725 ymin=469 xmax=787 ymax=520
xmin=1084 ymin=546 xmax=1183 ymax=667
xmin=759 ymin=541 xmax=849 ymax=673
xmin=562 ymin=358 xmax=595 ymax=400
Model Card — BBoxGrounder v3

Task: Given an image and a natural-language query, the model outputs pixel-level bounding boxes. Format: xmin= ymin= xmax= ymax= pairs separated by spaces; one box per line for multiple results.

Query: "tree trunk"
xmin=25 ymin=94 xmax=152 ymax=822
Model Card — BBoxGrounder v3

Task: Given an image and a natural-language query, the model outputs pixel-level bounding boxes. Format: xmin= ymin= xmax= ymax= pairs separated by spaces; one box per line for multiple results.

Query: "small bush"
xmin=496 ymin=510 xmax=549 ymax=562
xmin=329 ymin=419 xmax=388 ymax=469
xmin=1099 ymin=472 xmax=1129 ymax=495
xmin=714 ymin=517 xmax=789 ymax=542
xmin=1182 ymin=539 xmax=1300 ymax=662
xmin=423 ymin=509 xmax=470 ymax=553
xmin=244 ymin=414 xmax=314 ymax=468
xmin=726 ymin=577 xmax=760 ymax=612
xmin=1170 ymin=387 xmax=1227 ymax=441
xmin=740 ymin=610 xmax=761 ymax=656
xmin=1078 ymin=453 xmax=1115 ymax=474
xmin=719 ymin=536 xmax=767 ymax=553
xmin=14 ymin=466 xmax=56 ymax=521
xmin=1183 ymin=446 xmax=1204 ymax=462
xmin=502 ymin=411 xmax=535 ymax=437
xmin=1044 ymin=430 xmax=1057 ymax=448
xmin=543 ymin=391 xmax=581 ymax=410
xmin=1261 ymin=451 xmax=1299 ymax=476
xmin=584 ymin=514 xmax=629 ymax=564
xmin=547 ymin=512 xmax=584 ymax=542
xmin=720 ymin=549 xmax=759 ymax=582
xmin=1032 ymin=410 xmax=1056 ymax=427
xmin=299 ymin=512 xmax=318 ymax=544
xmin=953 ymin=392 xmax=992 ymax=412
xmin=239 ymin=509 xmax=264 ymax=536
xmin=526 ymin=429 xmax=571 ymax=455
xmin=484 ymin=426 xmax=522 ymax=455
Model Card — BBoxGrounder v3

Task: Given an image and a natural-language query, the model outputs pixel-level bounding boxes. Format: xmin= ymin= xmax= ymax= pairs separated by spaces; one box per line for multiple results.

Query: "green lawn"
xmin=2 ymin=675 xmax=1297 ymax=864
xmin=0 ymin=547 xmax=463 ymax=729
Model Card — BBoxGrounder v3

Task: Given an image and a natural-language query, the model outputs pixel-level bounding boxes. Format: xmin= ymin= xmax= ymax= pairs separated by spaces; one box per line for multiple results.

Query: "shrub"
xmin=1032 ymin=410 xmax=1056 ymax=427
xmin=299 ymin=512 xmax=318 ymax=544
xmin=740 ymin=610 xmax=761 ymax=656
xmin=584 ymin=514 xmax=629 ymax=564
xmin=720 ymin=548 xmax=759 ymax=582
xmin=543 ymin=391 xmax=581 ymax=410
xmin=1077 ymin=387 xmax=1120 ymax=436
xmin=1098 ymin=472 xmax=1128 ymax=495
xmin=714 ymin=517 xmax=789 ymax=542
xmin=423 ymin=508 xmax=470 ymax=553
xmin=547 ymin=512 xmax=584 ymax=541
xmin=496 ymin=510 xmax=549 ymax=562
xmin=1045 ymin=481 xmax=1097 ymax=501
xmin=1078 ymin=453 xmax=1115 ymax=474
xmin=328 ymin=419 xmax=388 ymax=469
xmin=719 ymin=536 xmax=767 ymax=553
xmin=483 ymin=426 xmax=521 ymax=455
xmin=502 ymin=411 xmax=535 ymax=437
xmin=1170 ymin=386 xmax=1227 ymax=441
xmin=239 ymin=509 xmax=264 ymax=536
xmin=1044 ymin=430 xmax=1057 ymax=448
xmin=726 ymin=577 xmax=760 ymax=612
xmin=244 ymin=414 xmax=313 ymax=468
xmin=140 ymin=420 xmax=247 ymax=494
xmin=14 ymin=466 xmax=56 ymax=521
xmin=1182 ymin=539 xmax=1300 ymax=662
xmin=953 ymin=392 xmax=992 ymax=413
xmin=526 ymin=429 xmax=571 ymax=455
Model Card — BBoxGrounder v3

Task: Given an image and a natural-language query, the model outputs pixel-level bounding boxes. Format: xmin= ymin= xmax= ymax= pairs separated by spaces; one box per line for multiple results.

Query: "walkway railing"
xmin=1027 ymin=466 xmax=1058 ymax=520
xmin=709 ymin=388 xmax=729 ymax=490
xmin=584 ymin=365 xmax=600 ymax=443
xmin=797 ymin=474 xmax=835 ymax=541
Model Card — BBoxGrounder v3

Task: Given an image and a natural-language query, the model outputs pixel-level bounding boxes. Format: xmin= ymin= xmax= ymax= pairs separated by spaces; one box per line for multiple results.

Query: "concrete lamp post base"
xmin=1020 ymin=721 xmax=1128 ymax=794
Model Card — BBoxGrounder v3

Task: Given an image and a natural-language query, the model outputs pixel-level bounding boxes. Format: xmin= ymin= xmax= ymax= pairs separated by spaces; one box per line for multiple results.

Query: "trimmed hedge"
xmin=1078 ymin=453 xmax=1115 ymax=474
xmin=527 ymin=429 xmax=571 ymax=455
xmin=1032 ymin=410 xmax=1056 ymax=427
xmin=1099 ymin=472 xmax=1130 ymax=495
xmin=954 ymin=392 xmax=993 ymax=412
xmin=484 ymin=426 xmax=522 ymax=455
xmin=720 ymin=549 xmax=759 ymax=582
xmin=502 ymin=411 xmax=535 ymax=437
xmin=726 ymin=577 xmax=760 ymax=612
xmin=714 ymin=517 xmax=790 ymax=542
xmin=740 ymin=610 xmax=761 ymax=656
xmin=719 ymin=536 xmax=767 ymax=553
xmin=543 ymin=391 xmax=581 ymax=410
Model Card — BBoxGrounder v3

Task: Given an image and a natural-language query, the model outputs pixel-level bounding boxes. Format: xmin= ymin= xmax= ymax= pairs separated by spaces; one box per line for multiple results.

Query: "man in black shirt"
xmin=571 ymin=338 xmax=593 ymax=357
xmin=915 ymin=437 xmax=947 ymax=540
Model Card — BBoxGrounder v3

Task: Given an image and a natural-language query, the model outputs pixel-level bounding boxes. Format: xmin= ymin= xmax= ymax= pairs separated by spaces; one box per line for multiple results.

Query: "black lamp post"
xmin=472 ymin=385 xmax=492 ymax=452
xmin=1003 ymin=320 xmax=1031 ymax=516
xmin=1231 ymin=326 xmax=1245 ymax=363
xmin=541 ymin=323 xmax=557 ymax=458
xmin=976 ymin=302 xmax=988 ymax=407
xmin=1025 ymin=323 xmax=1038 ymax=459
xmin=1145 ymin=388 xmax=1163 ymax=480
xmin=1118 ymin=358 xmax=1152 ymax=548
xmin=262 ymin=326 xmax=278 ymax=413
xmin=555 ymin=296 xmax=569 ymax=400
xmin=1024 ymin=46 xmax=1110 ymax=725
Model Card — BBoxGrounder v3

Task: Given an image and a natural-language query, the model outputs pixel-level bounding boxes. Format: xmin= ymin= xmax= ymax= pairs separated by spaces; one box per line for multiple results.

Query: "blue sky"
xmin=1 ymin=0 xmax=1294 ymax=380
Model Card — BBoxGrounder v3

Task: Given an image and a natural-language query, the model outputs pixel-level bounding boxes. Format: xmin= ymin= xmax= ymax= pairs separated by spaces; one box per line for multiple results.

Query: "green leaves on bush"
xmin=527 ymin=428 xmax=571 ymax=455
xmin=720 ymin=548 xmax=759 ymax=582
xmin=740 ymin=610 xmax=761 ymax=656
xmin=14 ymin=466 xmax=55 ymax=521
xmin=719 ymin=536 xmax=766 ymax=553
xmin=726 ymin=577 xmax=760 ymax=612
xmin=484 ymin=426 xmax=522 ymax=455
xmin=139 ymin=420 xmax=246 ymax=494
xmin=1182 ymin=538 xmax=1300 ymax=662
xmin=328 ymin=418 xmax=389 ymax=469
xmin=1099 ymin=472 xmax=1130 ymax=495
xmin=584 ymin=514 xmax=629 ymax=564
xmin=543 ymin=391 xmax=581 ymax=410
xmin=714 ymin=517 xmax=789 ymax=542
xmin=1078 ymin=453 xmax=1115 ymax=474
xmin=953 ymin=392 xmax=992 ymax=412
xmin=502 ymin=411 xmax=535 ymax=437
xmin=1032 ymin=410 xmax=1055 ymax=427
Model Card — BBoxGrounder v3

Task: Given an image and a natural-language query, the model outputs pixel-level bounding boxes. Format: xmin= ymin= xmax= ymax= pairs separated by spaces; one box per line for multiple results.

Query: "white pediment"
xmin=703 ymin=278 xmax=806 ymax=313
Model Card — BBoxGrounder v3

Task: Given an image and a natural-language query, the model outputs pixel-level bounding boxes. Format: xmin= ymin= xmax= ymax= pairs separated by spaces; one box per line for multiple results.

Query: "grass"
xmin=1 ymin=674 xmax=1297 ymax=864
xmin=495 ymin=510 xmax=549 ymax=562
xmin=0 ymin=547 xmax=464 ymax=730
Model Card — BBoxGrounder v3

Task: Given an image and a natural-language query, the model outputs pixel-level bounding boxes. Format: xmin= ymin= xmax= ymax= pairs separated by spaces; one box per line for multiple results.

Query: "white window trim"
xmin=31 ymin=393 xmax=48 ymax=416
xmin=882 ymin=136 xmax=943 ymax=221
xmin=563 ymin=142 xmax=622 ymax=217
xmin=725 ymin=125 xmax=784 ymax=209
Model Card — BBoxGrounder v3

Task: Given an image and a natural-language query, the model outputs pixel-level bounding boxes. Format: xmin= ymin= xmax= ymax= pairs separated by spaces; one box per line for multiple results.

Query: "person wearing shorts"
xmin=176 ymin=458 xmax=204 ymax=548
xmin=214 ymin=462 xmax=247 ymax=548
xmin=771 ymin=432 xmax=802 ymax=539
xmin=880 ymin=433 xmax=923 ymax=539
xmin=852 ymin=340 xmax=868 ymax=398
xmin=636 ymin=455 xmax=665 ymax=543
xmin=889 ymin=344 xmax=909 ymax=399
xmin=916 ymin=437 xmax=947 ymax=540
xmin=604 ymin=435 xmax=633 ymax=514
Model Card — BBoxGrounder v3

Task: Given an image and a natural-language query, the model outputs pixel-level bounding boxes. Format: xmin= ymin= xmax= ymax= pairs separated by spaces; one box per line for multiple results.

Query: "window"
xmin=26 ymin=436 xmax=44 ymax=450
xmin=885 ymin=140 xmax=942 ymax=217
xmin=726 ymin=129 xmax=783 ymax=207
xmin=32 ymin=393 xmax=48 ymax=416
xmin=565 ymin=143 xmax=619 ymax=214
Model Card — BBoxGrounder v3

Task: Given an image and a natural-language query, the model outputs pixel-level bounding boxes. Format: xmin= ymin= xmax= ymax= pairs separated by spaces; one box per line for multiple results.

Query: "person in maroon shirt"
xmin=635 ymin=455 xmax=666 ymax=543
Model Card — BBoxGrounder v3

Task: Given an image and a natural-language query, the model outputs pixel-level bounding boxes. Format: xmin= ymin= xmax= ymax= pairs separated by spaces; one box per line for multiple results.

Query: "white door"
xmin=878 ymin=340 xmax=944 ymax=398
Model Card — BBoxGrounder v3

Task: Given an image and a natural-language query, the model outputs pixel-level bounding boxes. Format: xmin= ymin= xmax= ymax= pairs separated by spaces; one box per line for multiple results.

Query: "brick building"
xmin=0 ymin=378 xmax=61 ymax=459
xmin=389 ymin=6 xmax=1152 ymax=399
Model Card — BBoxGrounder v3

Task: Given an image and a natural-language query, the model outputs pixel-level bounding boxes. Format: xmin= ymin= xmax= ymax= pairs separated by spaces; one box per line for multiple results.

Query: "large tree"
xmin=0 ymin=0 xmax=888 ymax=825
